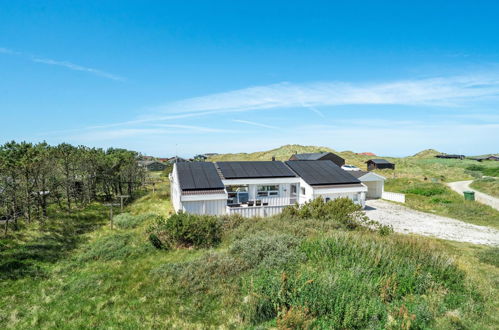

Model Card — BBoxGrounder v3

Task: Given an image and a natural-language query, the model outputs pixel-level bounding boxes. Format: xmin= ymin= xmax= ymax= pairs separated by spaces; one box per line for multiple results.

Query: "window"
xmin=257 ymin=185 xmax=279 ymax=197
xmin=291 ymin=184 xmax=297 ymax=195
xmin=301 ymin=187 xmax=306 ymax=195
xmin=325 ymin=197 xmax=331 ymax=202
xmin=227 ymin=185 xmax=248 ymax=201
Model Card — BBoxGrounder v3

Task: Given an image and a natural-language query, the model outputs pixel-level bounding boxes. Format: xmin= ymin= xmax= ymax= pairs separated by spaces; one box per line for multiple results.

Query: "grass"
xmin=0 ymin=180 xmax=497 ymax=329
xmin=385 ymin=178 xmax=499 ymax=229
xmin=471 ymin=177 xmax=499 ymax=198
xmin=208 ymin=144 xmax=499 ymax=182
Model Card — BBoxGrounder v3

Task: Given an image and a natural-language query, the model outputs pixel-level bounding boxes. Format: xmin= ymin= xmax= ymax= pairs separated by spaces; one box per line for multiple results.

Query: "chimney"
xmin=271 ymin=156 xmax=276 ymax=161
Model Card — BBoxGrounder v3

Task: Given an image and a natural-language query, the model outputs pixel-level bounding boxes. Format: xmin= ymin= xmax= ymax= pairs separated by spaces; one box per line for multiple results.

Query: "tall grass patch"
xmin=147 ymin=212 xmax=222 ymax=249
xmin=243 ymin=233 xmax=482 ymax=328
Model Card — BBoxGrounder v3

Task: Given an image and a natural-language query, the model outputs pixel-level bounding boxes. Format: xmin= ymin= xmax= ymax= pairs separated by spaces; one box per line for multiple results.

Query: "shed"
xmin=349 ymin=171 xmax=385 ymax=198
xmin=289 ymin=152 xmax=345 ymax=167
xmin=365 ymin=159 xmax=395 ymax=171
xmin=435 ymin=154 xmax=465 ymax=160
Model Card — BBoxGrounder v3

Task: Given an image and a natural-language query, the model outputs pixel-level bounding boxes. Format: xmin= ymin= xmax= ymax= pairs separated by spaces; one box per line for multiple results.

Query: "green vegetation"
xmin=147 ymin=212 xmax=223 ymax=249
xmin=208 ymin=144 xmax=499 ymax=181
xmin=1 ymin=144 xmax=498 ymax=328
xmin=471 ymin=177 xmax=499 ymax=198
xmin=1 ymin=181 xmax=497 ymax=329
xmin=386 ymin=179 xmax=499 ymax=229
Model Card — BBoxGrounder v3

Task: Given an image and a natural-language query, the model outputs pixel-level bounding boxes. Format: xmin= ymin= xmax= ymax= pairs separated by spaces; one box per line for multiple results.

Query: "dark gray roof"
xmin=366 ymin=159 xmax=393 ymax=164
xmin=216 ymin=161 xmax=296 ymax=179
xmin=291 ymin=152 xmax=330 ymax=160
xmin=176 ymin=162 xmax=225 ymax=191
xmin=348 ymin=170 xmax=368 ymax=178
xmin=285 ymin=160 xmax=360 ymax=186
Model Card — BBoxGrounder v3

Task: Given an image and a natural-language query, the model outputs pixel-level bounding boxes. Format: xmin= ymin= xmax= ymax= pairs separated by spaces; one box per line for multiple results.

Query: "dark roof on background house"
xmin=348 ymin=170 xmax=369 ymax=178
xmin=285 ymin=160 xmax=360 ymax=186
xmin=291 ymin=152 xmax=331 ymax=160
xmin=216 ymin=161 xmax=296 ymax=179
xmin=366 ymin=159 xmax=393 ymax=164
xmin=176 ymin=162 xmax=225 ymax=191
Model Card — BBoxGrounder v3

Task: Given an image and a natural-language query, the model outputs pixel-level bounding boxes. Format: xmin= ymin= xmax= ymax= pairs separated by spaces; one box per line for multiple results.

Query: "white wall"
xmin=182 ymin=199 xmax=227 ymax=215
xmin=170 ymin=165 xmax=182 ymax=212
xmin=364 ymin=181 xmax=383 ymax=198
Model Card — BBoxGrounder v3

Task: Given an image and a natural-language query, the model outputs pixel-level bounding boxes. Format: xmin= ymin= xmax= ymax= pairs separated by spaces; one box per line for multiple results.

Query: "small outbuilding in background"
xmin=365 ymin=159 xmax=395 ymax=171
xmin=289 ymin=152 xmax=345 ymax=167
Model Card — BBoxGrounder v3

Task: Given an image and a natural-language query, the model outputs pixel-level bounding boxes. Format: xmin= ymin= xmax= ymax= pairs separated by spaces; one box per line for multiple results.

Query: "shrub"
xmin=281 ymin=197 xmax=389 ymax=232
xmin=242 ymin=233 xmax=480 ymax=328
xmin=147 ymin=212 xmax=222 ymax=249
xmin=151 ymin=251 xmax=246 ymax=292
xmin=78 ymin=232 xmax=152 ymax=261
xmin=229 ymin=233 xmax=305 ymax=270
xmin=113 ymin=212 xmax=158 ymax=229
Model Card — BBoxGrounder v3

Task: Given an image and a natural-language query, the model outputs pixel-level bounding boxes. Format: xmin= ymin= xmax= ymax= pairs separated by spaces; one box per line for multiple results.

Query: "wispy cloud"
xmin=232 ymin=119 xmax=279 ymax=129
xmin=156 ymin=74 xmax=499 ymax=115
xmin=0 ymin=47 xmax=124 ymax=81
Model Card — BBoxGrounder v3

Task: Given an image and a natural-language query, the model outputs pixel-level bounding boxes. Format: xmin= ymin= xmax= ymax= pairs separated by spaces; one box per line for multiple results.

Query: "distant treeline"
xmin=0 ymin=141 xmax=146 ymax=223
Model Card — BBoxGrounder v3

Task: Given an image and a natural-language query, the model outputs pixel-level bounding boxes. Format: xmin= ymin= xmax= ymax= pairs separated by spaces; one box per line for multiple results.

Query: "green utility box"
xmin=463 ymin=191 xmax=475 ymax=201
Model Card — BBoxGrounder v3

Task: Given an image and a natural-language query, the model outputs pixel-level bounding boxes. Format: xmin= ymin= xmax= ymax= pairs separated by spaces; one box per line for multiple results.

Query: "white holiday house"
xmin=170 ymin=160 xmax=368 ymax=217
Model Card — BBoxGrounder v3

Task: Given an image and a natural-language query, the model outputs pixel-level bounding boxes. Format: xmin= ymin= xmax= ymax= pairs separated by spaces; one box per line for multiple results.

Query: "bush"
xmin=113 ymin=212 xmax=158 ymax=229
xmin=229 ymin=233 xmax=305 ymax=270
xmin=147 ymin=212 xmax=222 ymax=249
xmin=242 ymin=233 xmax=480 ymax=328
xmin=78 ymin=232 xmax=152 ymax=261
xmin=151 ymin=251 xmax=246 ymax=293
xmin=281 ymin=197 xmax=390 ymax=233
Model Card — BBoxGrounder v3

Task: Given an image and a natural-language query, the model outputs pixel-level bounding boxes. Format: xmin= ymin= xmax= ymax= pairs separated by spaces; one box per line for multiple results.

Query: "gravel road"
xmin=446 ymin=180 xmax=499 ymax=211
xmin=365 ymin=199 xmax=499 ymax=246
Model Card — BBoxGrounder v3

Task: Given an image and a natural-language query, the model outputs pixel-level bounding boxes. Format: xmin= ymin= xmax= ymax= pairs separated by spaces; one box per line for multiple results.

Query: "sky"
xmin=1 ymin=1 xmax=499 ymax=157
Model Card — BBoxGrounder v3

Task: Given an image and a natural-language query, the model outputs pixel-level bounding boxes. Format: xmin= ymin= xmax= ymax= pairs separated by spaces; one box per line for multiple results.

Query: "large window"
xmin=257 ymin=185 xmax=279 ymax=197
xmin=227 ymin=185 xmax=249 ymax=202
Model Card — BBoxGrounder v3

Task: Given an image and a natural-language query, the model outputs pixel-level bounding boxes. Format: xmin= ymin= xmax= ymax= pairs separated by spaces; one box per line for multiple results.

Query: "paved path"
xmin=446 ymin=180 xmax=499 ymax=211
xmin=365 ymin=199 xmax=499 ymax=246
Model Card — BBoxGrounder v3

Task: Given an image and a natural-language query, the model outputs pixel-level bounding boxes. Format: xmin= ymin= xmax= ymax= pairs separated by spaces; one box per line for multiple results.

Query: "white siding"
xmin=364 ymin=181 xmax=383 ymax=198
xmin=170 ymin=165 xmax=182 ymax=212
xmin=182 ymin=199 xmax=227 ymax=215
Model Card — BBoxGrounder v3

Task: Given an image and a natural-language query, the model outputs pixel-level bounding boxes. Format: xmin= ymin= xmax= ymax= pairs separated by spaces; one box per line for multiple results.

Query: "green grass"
xmin=208 ymin=144 xmax=499 ymax=182
xmin=471 ymin=177 xmax=499 ymax=198
xmin=0 ymin=180 xmax=497 ymax=328
xmin=385 ymin=178 xmax=499 ymax=229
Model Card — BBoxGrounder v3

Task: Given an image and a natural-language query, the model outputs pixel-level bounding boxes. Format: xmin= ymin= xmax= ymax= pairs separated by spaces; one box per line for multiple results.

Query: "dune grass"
xmin=471 ymin=177 xmax=499 ymax=198
xmin=0 ymin=180 xmax=497 ymax=328
xmin=385 ymin=178 xmax=499 ymax=229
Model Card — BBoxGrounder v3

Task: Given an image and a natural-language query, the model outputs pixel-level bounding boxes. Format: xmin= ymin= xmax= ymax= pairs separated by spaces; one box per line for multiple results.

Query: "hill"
xmin=208 ymin=144 xmax=336 ymax=162
xmin=411 ymin=149 xmax=442 ymax=158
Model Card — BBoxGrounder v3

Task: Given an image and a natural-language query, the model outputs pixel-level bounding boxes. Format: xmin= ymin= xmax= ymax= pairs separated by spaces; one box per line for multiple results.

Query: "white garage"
xmin=350 ymin=171 xmax=385 ymax=199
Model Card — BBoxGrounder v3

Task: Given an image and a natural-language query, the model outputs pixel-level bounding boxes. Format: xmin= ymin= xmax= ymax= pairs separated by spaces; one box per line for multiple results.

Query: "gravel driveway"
xmin=446 ymin=180 xmax=499 ymax=211
xmin=365 ymin=199 xmax=499 ymax=246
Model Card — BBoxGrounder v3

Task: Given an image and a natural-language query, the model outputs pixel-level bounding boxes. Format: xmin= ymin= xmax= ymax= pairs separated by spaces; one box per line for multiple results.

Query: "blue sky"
xmin=1 ymin=1 xmax=499 ymax=157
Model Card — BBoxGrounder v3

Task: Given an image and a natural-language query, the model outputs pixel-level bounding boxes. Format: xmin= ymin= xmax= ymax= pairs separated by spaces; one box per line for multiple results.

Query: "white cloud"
xmin=232 ymin=119 xmax=280 ymax=130
xmin=0 ymin=46 xmax=124 ymax=81
xmin=156 ymin=74 xmax=499 ymax=115
xmin=31 ymin=57 xmax=125 ymax=81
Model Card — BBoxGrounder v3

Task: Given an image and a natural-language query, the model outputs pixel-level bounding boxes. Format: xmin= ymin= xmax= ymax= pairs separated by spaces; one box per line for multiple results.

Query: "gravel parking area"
xmin=365 ymin=199 xmax=499 ymax=246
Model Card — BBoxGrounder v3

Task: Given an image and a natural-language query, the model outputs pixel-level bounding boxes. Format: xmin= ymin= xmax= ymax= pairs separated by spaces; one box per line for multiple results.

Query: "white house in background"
xmin=348 ymin=170 xmax=385 ymax=199
xmin=170 ymin=160 xmax=368 ymax=217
